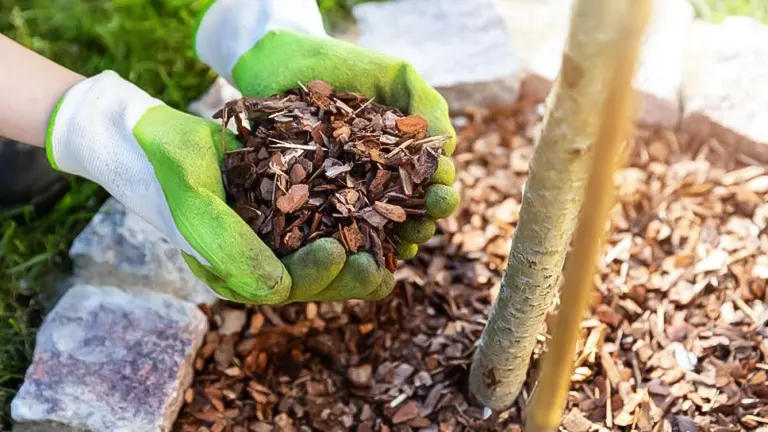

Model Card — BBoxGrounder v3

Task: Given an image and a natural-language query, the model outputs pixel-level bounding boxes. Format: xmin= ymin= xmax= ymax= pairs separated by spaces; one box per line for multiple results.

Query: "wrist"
xmin=194 ymin=0 xmax=327 ymax=84
xmin=0 ymin=35 xmax=85 ymax=148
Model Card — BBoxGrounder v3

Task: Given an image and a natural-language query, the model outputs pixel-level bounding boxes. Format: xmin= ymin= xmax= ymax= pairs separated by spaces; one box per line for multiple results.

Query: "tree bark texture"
xmin=469 ymin=0 xmax=642 ymax=411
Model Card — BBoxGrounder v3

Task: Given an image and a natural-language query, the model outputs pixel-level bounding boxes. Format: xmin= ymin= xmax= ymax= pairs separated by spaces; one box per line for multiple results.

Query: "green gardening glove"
xmin=46 ymin=71 xmax=292 ymax=304
xmin=195 ymin=1 xmax=460 ymax=302
xmin=47 ymin=69 xmax=399 ymax=304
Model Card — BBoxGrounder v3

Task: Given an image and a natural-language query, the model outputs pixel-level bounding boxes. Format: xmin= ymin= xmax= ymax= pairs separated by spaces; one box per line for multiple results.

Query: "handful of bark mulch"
xmin=214 ymin=81 xmax=447 ymax=270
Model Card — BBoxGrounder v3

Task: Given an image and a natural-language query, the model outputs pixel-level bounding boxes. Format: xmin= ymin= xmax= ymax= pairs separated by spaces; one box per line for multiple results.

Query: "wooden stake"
xmin=525 ymin=1 xmax=652 ymax=431
xmin=469 ymin=0 xmax=653 ymax=411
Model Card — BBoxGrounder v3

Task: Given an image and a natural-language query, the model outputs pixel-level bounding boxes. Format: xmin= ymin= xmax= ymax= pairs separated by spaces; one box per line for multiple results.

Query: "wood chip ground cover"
xmin=176 ymin=95 xmax=768 ymax=431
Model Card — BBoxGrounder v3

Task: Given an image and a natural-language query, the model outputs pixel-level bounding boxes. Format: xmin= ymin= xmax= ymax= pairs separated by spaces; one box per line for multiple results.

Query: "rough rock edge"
xmin=11 ymin=285 xmax=208 ymax=432
xmin=68 ymin=198 xmax=217 ymax=305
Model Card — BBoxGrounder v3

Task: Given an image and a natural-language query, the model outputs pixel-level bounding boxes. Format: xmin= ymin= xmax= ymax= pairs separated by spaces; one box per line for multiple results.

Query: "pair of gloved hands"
xmin=46 ymin=0 xmax=458 ymax=305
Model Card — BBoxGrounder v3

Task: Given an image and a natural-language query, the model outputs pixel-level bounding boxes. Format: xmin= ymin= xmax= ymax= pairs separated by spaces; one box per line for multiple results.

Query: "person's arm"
xmin=0 ymin=34 xmax=84 ymax=147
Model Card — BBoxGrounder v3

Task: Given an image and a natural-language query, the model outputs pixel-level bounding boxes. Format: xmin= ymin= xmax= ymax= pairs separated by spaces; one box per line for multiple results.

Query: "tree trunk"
xmin=526 ymin=1 xmax=651 ymax=428
xmin=469 ymin=0 xmax=647 ymax=411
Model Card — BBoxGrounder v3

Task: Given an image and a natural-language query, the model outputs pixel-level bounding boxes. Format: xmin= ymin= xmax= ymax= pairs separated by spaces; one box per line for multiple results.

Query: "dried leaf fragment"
xmin=289 ymin=163 xmax=308 ymax=184
xmin=396 ymin=114 xmax=429 ymax=134
xmin=276 ymin=184 xmax=309 ymax=213
xmin=391 ymin=401 xmax=420 ymax=424
xmin=374 ymin=202 xmax=407 ymax=222
xmin=305 ymin=80 xmax=333 ymax=97
xmin=343 ymin=224 xmax=366 ymax=253
xmin=283 ymin=227 xmax=304 ymax=250
xmin=359 ymin=207 xmax=389 ymax=229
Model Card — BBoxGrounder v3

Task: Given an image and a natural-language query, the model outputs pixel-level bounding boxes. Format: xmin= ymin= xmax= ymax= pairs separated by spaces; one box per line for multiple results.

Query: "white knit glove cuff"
xmin=49 ymin=70 xmax=204 ymax=262
xmin=195 ymin=0 xmax=328 ymax=84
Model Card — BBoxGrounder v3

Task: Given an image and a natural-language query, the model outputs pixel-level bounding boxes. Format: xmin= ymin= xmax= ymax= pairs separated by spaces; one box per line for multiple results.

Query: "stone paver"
xmin=497 ymin=0 xmax=572 ymax=70
xmin=512 ymin=0 xmax=693 ymax=128
xmin=682 ymin=17 xmax=768 ymax=164
xmin=69 ymin=198 xmax=216 ymax=305
xmin=11 ymin=285 xmax=208 ymax=432
xmin=353 ymin=0 xmax=521 ymax=112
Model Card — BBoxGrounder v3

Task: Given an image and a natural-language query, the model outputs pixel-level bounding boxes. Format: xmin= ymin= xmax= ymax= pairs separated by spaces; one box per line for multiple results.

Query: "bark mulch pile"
xmin=175 ymin=94 xmax=768 ymax=432
xmin=216 ymin=81 xmax=446 ymax=266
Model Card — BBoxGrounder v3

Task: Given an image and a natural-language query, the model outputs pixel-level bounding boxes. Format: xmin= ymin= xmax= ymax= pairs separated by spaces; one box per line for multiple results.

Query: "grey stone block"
xmin=69 ymin=198 xmax=216 ymax=305
xmin=682 ymin=17 xmax=768 ymax=164
xmin=497 ymin=0 xmax=573 ymax=70
xmin=11 ymin=285 xmax=208 ymax=432
xmin=353 ymin=0 xmax=521 ymax=112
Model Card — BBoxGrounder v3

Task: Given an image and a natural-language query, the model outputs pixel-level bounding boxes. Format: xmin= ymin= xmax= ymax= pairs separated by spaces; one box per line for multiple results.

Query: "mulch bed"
xmin=174 ymin=94 xmax=768 ymax=432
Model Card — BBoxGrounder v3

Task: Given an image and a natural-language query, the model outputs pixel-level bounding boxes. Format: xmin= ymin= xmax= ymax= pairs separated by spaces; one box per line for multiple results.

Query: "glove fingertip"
xmin=283 ymin=238 xmax=346 ymax=302
xmin=398 ymin=218 xmax=436 ymax=244
xmin=431 ymin=155 xmax=456 ymax=186
xmin=443 ymin=136 xmax=456 ymax=157
xmin=396 ymin=242 xmax=418 ymax=260
xmin=313 ymin=252 xmax=382 ymax=301
xmin=425 ymin=184 xmax=460 ymax=219
xmin=364 ymin=270 xmax=395 ymax=301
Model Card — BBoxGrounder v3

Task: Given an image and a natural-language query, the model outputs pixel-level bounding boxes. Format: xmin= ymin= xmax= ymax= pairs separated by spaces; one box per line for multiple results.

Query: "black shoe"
xmin=0 ymin=137 xmax=69 ymax=212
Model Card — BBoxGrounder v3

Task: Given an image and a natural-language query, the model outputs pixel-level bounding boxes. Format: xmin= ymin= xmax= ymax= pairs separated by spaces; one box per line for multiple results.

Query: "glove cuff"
xmin=194 ymin=0 xmax=327 ymax=85
xmin=47 ymin=70 xmax=163 ymax=179
xmin=45 ymin=71 xmax=206 ymax=264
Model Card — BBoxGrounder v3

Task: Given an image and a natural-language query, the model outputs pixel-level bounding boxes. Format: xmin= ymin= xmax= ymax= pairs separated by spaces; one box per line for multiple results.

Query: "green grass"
xmin=692 ymin=0 xmax=768 ymax=22
xmin=2 ymin=0 xmax=217 ymax=110
xmin=317 ymin=0 xmax=388 ymax=32
xmin=0 ymin=180 xmax=107 ymax=423
xmin=0 ymin=0 xmax=216 ymax=426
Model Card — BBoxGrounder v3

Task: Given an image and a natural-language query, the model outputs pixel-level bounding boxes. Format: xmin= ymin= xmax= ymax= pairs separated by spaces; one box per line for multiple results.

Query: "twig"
xmin=268 ymin=138 xmax=321 ymax=151
xmin=224 ymin=147 xmax=256 ymax=155
xmin=664 ymin=129 xmax=680 ymax=153
xmin=268 ymin=110 xmax=289 ymax=119
xmin=524 ymin=2 xmax=651 ymax=428
xmin=728 ymin=292 xmax=760 ymax=323
xmin=385 ymin=139 xmax=415 ymax=159
xmin=306 ymin=166 xmax=326 ymax=184
xmin=414 ymin=135 xmax=450 ymax=148
xmin=333 ymin=98 xmax=355 ymax=115
xmin=705 ymin=389 xmax=720 ymax=413
xmin=599 ymin=347 xmax=623 ymax=385
xmin=737 ymin=153 xmax=765 ymax=167
xmin=260 ymin=306 xmax=284 ymax=326
xmin=606 ymin=381 xmax=613 ymax=428
xmin=271 ymin=174 xmax=278 ymax=204
xmin=404 ymin=208 xmax=427 ymax=216
xmin=630 ymin=351 xmax=643 ymax=386
xmin=275 ymin=176 xmax=288 ymax=194
xmin=353 ymin=97 xmax=375 ymax=116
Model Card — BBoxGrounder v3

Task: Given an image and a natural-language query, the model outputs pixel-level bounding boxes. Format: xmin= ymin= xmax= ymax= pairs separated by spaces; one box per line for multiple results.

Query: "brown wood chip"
xmin=374 ymin=201 xmax=407 ymax=222
xmin=276 ymin=184 xmax=309 ymax=213
xmin=396 ymin=114 xmax=429 ymax=134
